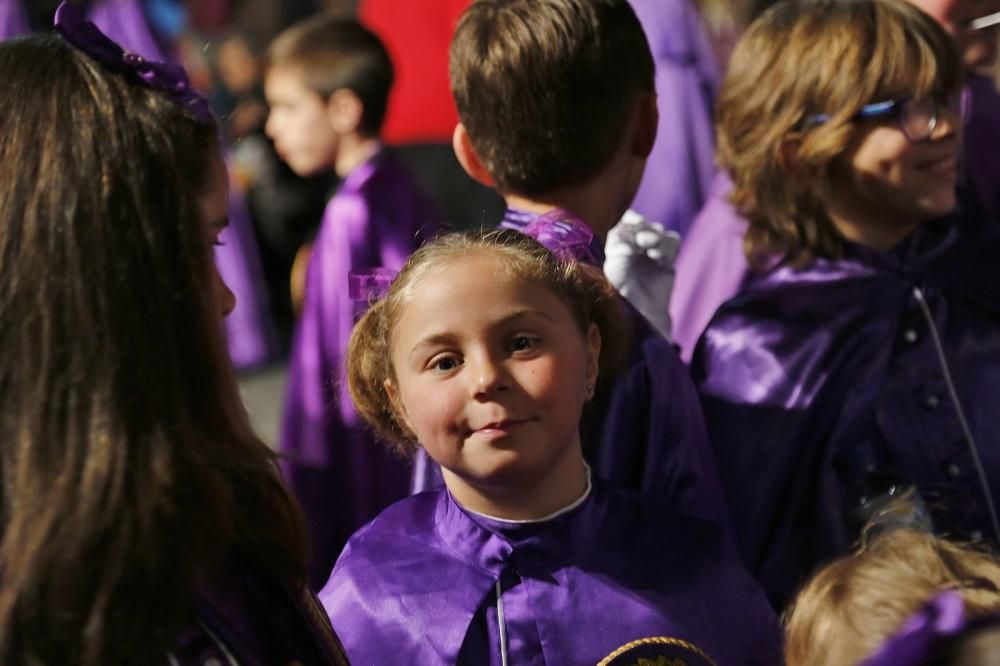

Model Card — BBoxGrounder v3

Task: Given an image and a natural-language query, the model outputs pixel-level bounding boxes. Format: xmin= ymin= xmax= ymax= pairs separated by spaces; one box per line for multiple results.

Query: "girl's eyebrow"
xmin=407 ymin=309 xmax=555 ymax=361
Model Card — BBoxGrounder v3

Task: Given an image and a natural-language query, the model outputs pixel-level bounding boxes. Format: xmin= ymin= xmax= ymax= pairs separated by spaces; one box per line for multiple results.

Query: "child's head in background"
xmin=448 ymin=0 xmax=657 ymax=234
xmin=265 ymin=14 xmax=392 ymax=177
xmin=787 ymin=526 xmax=1000 ymax=666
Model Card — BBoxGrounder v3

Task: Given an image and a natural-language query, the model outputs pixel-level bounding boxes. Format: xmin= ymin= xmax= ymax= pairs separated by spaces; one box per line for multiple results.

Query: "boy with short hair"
xmin=418 ymin=0 xmax=728 ymax=527
xmin=265 ymin=13 xmax=438 ymax=588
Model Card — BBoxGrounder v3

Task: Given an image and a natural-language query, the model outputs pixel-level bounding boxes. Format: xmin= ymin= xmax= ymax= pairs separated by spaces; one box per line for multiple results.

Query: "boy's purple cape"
xmin=0 ymin=0 xmax=29 ymax=40
xmin=86 ymin=0 xmax=172 ymax=62
xmin=412 ymin=207 xmax=731 ymax=529
xmin=321 ymin=477 xmax=783 ymax=665
xmin=671 ymin=75 xmax=1000 ymax=362
xmin=279 ymin=150 xmax=439 ymax=588
xmin=692 ymin=213 xmax=1000 ymax=609
xmin=216 ymin=190 xmax=278 ymax=370
xmin=628 ymin=0 xmax=720 ymax=237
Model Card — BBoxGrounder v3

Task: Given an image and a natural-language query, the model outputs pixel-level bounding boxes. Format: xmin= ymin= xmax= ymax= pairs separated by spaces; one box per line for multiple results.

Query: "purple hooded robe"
xmin=280 ymin=149 xmax=438 ymax=588
xmin=322 ymin=475 xmax=783 ymax=665
xmin=628 ymin=0 xmax=720 ymax=237
xmin=692 ymin=213 xmax=1000 ymax=610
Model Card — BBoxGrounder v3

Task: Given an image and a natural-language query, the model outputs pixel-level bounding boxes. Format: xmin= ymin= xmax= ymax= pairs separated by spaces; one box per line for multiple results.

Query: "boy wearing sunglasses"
xmin=690 ymin=0 xmax=1000 ymax=611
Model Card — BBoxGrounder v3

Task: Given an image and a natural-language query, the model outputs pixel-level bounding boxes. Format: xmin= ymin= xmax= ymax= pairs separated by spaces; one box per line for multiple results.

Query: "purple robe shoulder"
xmin=670 ymin=172 xmax=749 ymax=363
xmin=0 ymin=0 xmax=29 ymax=40
xmin=280 ymin=149 xmax=439 ymax=587
xmin=692 ymin=214 xmax=1000 ymax=609
xmin=321 ymin=478 xmax=783 ymax=666
xmin=413 ymin=209 xmax=730 ymax=527
xmin=628 ymin=0 xmax=719 ymax=237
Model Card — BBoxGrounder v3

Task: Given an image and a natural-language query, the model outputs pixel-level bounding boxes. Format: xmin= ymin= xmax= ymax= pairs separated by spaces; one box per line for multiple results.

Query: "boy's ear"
xmin=452 ymin=123 xmax=495 ymax=187
xmin=327 ymin=88 xmax=365 ymax=134
xmin=632 ymin=93 xmax=659 ymax=159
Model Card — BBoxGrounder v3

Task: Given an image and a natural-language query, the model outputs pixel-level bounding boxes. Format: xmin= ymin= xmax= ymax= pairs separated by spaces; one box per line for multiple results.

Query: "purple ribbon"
xmin=861 ymin=590 xmax=967 ymax=666
xmin=521 ymin=209 xmax=596 ymax=263
xmin=53 ymin=1 xmax=213 ymax=123
xmin=349 ymin=267 xmax=398 ymax=306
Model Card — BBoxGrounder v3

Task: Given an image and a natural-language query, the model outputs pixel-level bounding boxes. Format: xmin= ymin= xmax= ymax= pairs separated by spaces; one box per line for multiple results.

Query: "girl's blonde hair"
xmin=717 ymin=0 xmax=962 ymax=270
xmin=786 ymin=528 xmax=1000 ymax=665
xmin=346 ymin=229 xmax=626 ymax=455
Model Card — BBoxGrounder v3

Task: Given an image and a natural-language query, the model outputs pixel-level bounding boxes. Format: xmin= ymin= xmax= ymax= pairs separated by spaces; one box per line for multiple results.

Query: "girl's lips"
xmin=471 ymin=418 xmax=532 ymax=436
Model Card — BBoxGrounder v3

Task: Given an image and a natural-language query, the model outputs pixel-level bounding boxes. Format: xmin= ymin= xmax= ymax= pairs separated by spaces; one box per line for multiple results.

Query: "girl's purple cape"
xmin=671 ymin=76 xmax=1000 ymax=363
xmin=216 ymin=190 xmax=278 ymax=370
xmin=321 ymin=478 xmax=783 ymax=665
xmin=279 ymin=149 xmax=439 ymax=588
xmin=628 ymin=0 xmax=719 ymax=237
xmin=0 ymin=0 xmax=29 ymax=40
xmin=413 ymin=208 xmax=731 ymax=529
xmin=86 ymin=0 xmax=172 ymax=63
xmin=692 ymin=213 xmax=1000 ymax=609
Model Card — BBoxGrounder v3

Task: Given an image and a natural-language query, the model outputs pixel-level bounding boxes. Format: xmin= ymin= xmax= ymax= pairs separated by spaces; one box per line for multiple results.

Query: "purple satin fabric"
xmin=692 ymin=214 xmax=1000 ymax=610
xmin=0 ymin=0 xmax=28 ymax=40
xmin=216 ymin=190 xmax=277 ymax=370
xmin=321 ymin=478 xmax=783 ymax=665
xmin=86 ymin=0 xmax=173 ymax=63
xmin=412 ymin=208 xmax=730 ymax=528
xmin=628 ymin=0 xmax=719 ymax=237
xmin=279 ymin=150 xmax=439 ymax=588
xmin=670 ymin=172 xmax=749 ymax=362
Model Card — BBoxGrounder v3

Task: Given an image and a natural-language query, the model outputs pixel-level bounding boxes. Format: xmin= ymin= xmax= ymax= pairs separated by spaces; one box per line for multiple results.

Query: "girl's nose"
xmin=470 ymin=352 xmax=510 ymax=399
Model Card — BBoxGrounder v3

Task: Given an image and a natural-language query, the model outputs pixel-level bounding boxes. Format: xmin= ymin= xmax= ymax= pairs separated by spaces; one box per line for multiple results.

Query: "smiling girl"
xmin=320 ymin=227 xmax=782 ymax=665
xmin=691 ymin=0 xmax=1000 ymax=612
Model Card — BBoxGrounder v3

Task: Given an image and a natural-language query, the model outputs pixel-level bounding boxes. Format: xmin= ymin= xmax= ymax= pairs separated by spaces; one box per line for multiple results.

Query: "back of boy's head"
xmin=267 ymin=13 xmax=393 ymax=135
xmin=450 ymin=0 xmax=654 ymax=197
xmin=717 ymin=0 xmax=962 ymax=270
xmin=346 ymin=229 xmax=627 ymax=456
xmin=786 ymin=526 xmax=1000 ymax=666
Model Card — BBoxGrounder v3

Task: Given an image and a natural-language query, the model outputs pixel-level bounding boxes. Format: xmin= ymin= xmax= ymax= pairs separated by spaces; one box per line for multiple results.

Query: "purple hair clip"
xmin=53 ymin=1 xmax=213 ymax=123
xmin=521 ymin=209 xmax=597 ymax=263
xmin=862 ymin=590 xmax=967 ymax=666
xmin=349 ymin=267 xmax=398 ymax=304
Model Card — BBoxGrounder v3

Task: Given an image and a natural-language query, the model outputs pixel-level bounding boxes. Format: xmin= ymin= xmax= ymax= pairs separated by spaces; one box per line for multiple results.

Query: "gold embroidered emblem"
xmin=597 ymin=636 xmax=716 ymax=666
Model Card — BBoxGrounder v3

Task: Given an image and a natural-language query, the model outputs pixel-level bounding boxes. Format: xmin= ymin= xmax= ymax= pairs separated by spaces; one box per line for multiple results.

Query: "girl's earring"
xmin=585 ymin=383 xmax=595 ymax=399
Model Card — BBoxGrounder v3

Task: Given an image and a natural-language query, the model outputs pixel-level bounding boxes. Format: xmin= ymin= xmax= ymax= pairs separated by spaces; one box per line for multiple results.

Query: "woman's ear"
xmin=452 ymin=123 xmax=495 ymax=187
xmin=585 ymin=323 xmax=601 ymax=395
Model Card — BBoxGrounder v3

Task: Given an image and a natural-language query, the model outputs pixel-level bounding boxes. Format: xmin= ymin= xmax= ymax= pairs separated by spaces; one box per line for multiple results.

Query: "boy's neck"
xmin=335 ymin=134 xmax=381 ymax=178
xmin=442 ymin=444 xmax=589 ymax=521
xmin=826 ymin=208 xmax=924 ymax=251
xmin=505 ymin=188 xmax=623 ymax=243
